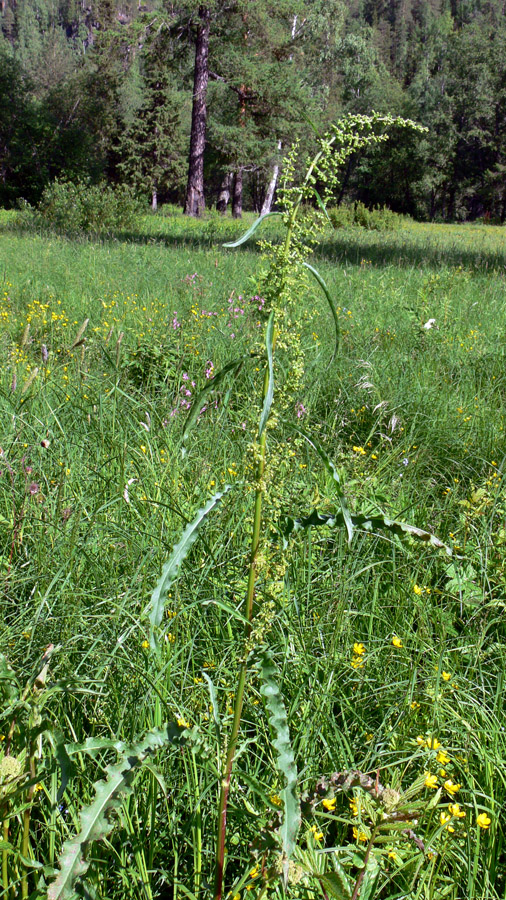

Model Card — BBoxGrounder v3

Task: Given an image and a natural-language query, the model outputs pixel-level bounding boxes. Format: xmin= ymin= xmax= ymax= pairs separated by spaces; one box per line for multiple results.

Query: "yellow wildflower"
xmin=477 ymin=813 xmax=491 ymax=829
xmin=392 ymin=635 xmax=403 ymax=648
xmin=436 ymin=750 xmax=450 ymax=765
xmin=351 ymin=656 xmax=364 ymax=669
xmin=353 ymin=826 xmax=367 ymax=842
xmin=141 ymin=640 xmax=149 ymax=650
xmin=413 ymin=584 xmax=423 ymax=595
xmin=416 ymin=735 xmax=426 ymax=746
xmin=448 ymin=803 xmax=466 ymax=818
xmin=424 ymin=773 xmax=438 ymax=789
xmin=353 ymin=642 xmax=366 ymax=656
xmin=441 ymin=671 xmax=451 ymax=681
xmin=349 ymin=797 xmax=359 ymax=816
xmin=440 ymin=812 xmax=451 ymax=826
xmin=426 ymin=737 xmax=441 ymax=750
xmin=444 ymin=780 xmax=460 ymax=795
xmin=322 ymin=797 xmax=336 ymax=811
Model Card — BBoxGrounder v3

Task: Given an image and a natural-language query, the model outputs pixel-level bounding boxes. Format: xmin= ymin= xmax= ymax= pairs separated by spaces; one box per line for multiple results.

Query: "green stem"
xmin=191 ymin=750 xmax=202 ymax=897
xmin=350 ymin=828 xmax=377 ymax=900
xmin=2 ymin=816 xmax=9 ymax=895
xmin=21 ymin=751 xmax=36 ymax=899
xmin=213 ymin=364 xmax=270 ymax=900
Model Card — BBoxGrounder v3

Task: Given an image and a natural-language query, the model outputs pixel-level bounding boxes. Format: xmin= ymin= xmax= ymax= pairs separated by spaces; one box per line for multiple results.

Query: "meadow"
xmin=0 ymin=202 xmax=506 ymax=900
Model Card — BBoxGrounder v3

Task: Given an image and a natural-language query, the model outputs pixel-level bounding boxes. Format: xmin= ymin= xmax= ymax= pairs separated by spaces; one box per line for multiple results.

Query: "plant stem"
xmin=21 ymin=749 xmax=36 ymax=899
xmin=213 ymin=364 xmax=270 ymax=900
xmin=2 ymin=817 xmax=9 ymax=895
xmin=350 ymin=829 xmax=377 ymax=900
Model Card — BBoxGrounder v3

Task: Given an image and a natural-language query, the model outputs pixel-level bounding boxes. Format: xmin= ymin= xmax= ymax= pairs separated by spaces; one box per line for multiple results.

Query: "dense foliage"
xmin=2 ymin=0 xmax=506 ymax=220
xmin=0 ymin=197 xmax=506 ymax=896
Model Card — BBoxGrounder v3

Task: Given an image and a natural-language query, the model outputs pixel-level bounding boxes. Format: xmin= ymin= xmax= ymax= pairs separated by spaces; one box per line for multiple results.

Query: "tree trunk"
xmin=216 ymin=172 xmax=232 ymax=214
xmin=261 ymin=140 xmax=282 ymax=214
xmin=232 ymin=168 xmax=243 ymax=218
xmin=152 ymin=186 xmax=158 ymax=211
xmin=183 ymin=6 xmax=210 ymax=217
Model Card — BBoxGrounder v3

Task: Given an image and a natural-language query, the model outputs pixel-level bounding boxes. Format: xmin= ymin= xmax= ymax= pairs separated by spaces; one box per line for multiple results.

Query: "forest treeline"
xmin=2 ymin=0 xmax=506 ymax=221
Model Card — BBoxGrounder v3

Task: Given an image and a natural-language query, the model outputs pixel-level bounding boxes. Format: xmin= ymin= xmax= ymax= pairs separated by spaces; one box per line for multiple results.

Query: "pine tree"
xmin=119 ymin=31 xmax=187 ymax=207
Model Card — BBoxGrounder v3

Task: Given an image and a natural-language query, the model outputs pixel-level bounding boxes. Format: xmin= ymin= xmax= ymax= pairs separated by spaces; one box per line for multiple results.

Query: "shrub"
xmin=328 ymin=201 xmax=406 ymax=231
xmin=36 ymin=179 xmax=142 ymax=234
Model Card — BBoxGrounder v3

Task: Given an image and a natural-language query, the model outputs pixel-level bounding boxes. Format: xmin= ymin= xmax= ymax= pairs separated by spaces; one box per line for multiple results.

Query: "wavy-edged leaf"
xmin=147 ymin=486 xmax=232 ymax=650
xmin=302 ymin=261 xmax=340 ymax=363
xmin=258 ymin=311 xmax=275 ymax=437
xmin=257 ymin=650 xmax=300 ymax=882
xmin=48 ymin=723 xmax=184 ymax=900
xmin=181 ymin=358 xmax=247 ymax=457
xmin=358 ymin=854 xmax=380 ymax=900
xmin=65 ymin=736 xmax=127 ymax=757
xmin=292 ymin=427 xmax=353 ymax=543
xmin=282 ymin=508 xmax=452 ymax=555
xmin=318 ymin=870 xmax=352 ymax=900
xmin=222 ymin=211 xmax=281 ymax=248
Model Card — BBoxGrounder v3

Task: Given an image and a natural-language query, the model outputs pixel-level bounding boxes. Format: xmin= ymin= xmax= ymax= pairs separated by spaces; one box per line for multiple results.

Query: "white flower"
xmin=423 ymin=318 xmax=437 ymax=330
xmin=123 ymin=478 xmax=136 ymax=503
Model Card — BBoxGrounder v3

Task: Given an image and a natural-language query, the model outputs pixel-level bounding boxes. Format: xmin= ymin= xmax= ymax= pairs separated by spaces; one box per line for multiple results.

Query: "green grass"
xmin=0 ymin=209 xmax=505 ymax=899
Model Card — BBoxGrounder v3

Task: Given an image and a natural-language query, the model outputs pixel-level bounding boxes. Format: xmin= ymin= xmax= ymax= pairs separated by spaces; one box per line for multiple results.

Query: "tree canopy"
xmin=2 ymin=0 xmax=506 ymax=220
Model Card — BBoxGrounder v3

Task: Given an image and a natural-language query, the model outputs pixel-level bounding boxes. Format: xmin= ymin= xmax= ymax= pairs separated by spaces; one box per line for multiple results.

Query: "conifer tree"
xmin=119 ymin=32 xmax=187 ymax=208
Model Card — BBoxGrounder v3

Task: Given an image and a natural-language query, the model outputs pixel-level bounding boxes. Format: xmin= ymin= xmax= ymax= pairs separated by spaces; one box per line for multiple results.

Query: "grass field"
xmin=0 ymin=208 xmax=505 ymax=900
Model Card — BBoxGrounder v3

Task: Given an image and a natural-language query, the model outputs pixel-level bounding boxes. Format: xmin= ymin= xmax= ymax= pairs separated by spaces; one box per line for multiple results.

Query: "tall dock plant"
xmin=148 ymin=113 xmax=431 ymax=898
xmin=211 ymin=114 xmax=430 ymax=900
xmin=47 ymin=114 xmax=442 ymax=900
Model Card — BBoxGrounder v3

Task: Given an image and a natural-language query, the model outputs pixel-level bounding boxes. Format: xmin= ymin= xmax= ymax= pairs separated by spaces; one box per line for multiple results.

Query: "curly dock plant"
xmin=210 ymin=113 xmax=432 ymax=899
xmin=146 ymin=114 xmax=440 ymax=900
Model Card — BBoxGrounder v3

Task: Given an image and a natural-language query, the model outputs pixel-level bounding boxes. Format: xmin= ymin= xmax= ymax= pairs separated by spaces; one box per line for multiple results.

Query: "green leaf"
xmin=202 ymin=670 xmax=221 ymax=738
xmin=318 ymin=870 xmax=352 ymax=899
xmin=282 ymin=508 xmax=452 ymax=555
xmin=312 ymin=188 xmax=332 ymax=225
xmin=292 ymin=427 xmax=353 ymax=543
xmin=257 ymin=650 xmax=300 ymax=881
xmin=302 ymin=262 xmax=340 ymax=363
xmin=258 ymin=311 xmax=275 ymax=437
xmin=222 ymin=212 xmax=281 ymax=248
xmin=181 ymin=358 xmax=248 ymax=457
xmin=357 ymin=854 xmax=380 ymax=900
xmin=48 ymin=723 xmax=185 ymax=900
xmin=147 ymin=487 xmax=232 ymax=651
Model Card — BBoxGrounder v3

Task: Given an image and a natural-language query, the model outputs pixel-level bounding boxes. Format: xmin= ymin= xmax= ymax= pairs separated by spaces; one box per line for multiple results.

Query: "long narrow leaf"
xmin=222 ymin=212 xmax=281 ymax=248
xmin=313 ymin=188 xmax=332 ymax=225
xmin=302 ymin=261 xmax=340 ymax=363
xmin=258 ymin=311 xmax=275 ymax=437
xmin=282 ymin=508 xmax=452 ymax=555
xmin=181 ymin=358 xmax=247 ymax=456
xmin=48 ymin=724 xmax=185 ymax=900
xmin=147 ymin=486 xmax=232 ymax=650
xmin=258 ymin=650 xmax=300 ymax=881
xmin=292 ymin=426 xmax=353 ymax=543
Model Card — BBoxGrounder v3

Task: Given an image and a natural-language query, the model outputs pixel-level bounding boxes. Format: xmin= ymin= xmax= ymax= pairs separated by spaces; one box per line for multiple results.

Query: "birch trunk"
xmin=216 ymin=172 xmax=232 ymax=214
xmin=261 ymin=140 xmax=282 ymax=215
xmin=232 ymin=168 xmax=243 ymax=218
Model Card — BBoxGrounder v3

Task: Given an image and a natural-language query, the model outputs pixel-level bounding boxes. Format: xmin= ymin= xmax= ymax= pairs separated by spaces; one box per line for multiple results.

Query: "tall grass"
xmin=0 ymin=143 xmax=505 ymax=897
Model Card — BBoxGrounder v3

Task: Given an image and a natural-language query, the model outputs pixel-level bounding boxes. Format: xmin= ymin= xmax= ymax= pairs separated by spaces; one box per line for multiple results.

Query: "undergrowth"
xmin=0 ymin=119 xmax=505 ymax=899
